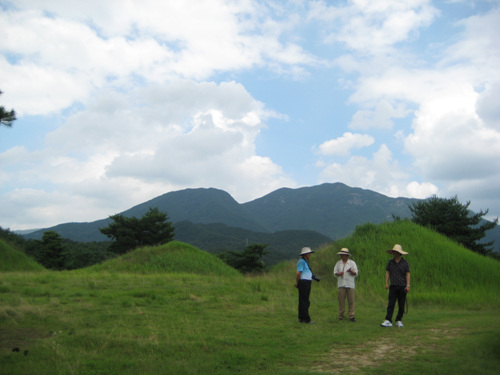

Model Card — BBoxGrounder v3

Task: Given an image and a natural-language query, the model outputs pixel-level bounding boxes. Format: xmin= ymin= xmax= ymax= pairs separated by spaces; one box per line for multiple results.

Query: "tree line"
xmin=0 ymin=228 xmax=114 ymax=270
xmin=1 ymin=196 xmax=498 ymax=272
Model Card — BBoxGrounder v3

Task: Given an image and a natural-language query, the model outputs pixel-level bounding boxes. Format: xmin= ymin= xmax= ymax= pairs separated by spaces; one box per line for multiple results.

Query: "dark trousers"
xmin=385 ymin=285 xmax=406 ymax=322
xmin=298 ymin=280 xmax=312 ymax=322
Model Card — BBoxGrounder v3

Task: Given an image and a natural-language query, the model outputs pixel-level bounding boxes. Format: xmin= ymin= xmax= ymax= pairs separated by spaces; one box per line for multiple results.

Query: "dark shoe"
xmin=349 ymin=318 xmax=356 ymax=322
xmin=338 ymin=317 xmax=344 ymax=321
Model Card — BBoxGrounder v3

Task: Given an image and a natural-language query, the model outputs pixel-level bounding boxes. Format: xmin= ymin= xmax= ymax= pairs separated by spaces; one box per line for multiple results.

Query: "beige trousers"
xmin=338 ymin=287 xmax=355 ymax=319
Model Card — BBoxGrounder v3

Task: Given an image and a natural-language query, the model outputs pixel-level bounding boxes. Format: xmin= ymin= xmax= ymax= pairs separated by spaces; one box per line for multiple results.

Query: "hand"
xmin=295 ymin=282 xmax=298 ymax=288
xmin=405 ymin=286 xmax=410 ymax=293
xmin=385 ymin=284 xmax=389 ymax=290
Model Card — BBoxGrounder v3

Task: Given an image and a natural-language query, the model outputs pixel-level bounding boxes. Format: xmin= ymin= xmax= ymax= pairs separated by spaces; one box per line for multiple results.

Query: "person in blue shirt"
xmin=295 ymin=247 xmax=315 ymax=323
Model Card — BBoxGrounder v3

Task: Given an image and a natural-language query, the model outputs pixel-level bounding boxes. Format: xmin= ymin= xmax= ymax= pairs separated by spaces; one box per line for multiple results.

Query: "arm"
xmin=405 ymin=272 xmax=410 ymax=293
xmin=385 ymin=271 xmax=390 ymax=290
xmin=295 ymin=271 xmax=301 ymax=288
xmin=347 ymin=261 xmax=357 ymax=276
xmin=333 ymin=262 xmax=343 ymax=277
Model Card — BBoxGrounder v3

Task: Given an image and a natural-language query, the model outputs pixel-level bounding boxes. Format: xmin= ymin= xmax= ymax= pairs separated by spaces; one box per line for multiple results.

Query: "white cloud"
xmin=318 ymin=132 xmax=374 ymax=156
xmin=441 ymin=7 xmax=500 ymax=72
xmin=0 ymin=188 xmax=113 ymax=230
xmin=406 ymin=181 xmax=438 ymax=199
xmin=0 ymin=1 xmax=318 ymax=115
xmin=2 ymin=1 xmax=500 ymax=231
xmin=349 ymin=99 xmax=410 ymax=130
xmin=316 ymin=5 xmax=500 ymax=218
xmin=476 ymin=81 xmax=500 ymax=131
xmin=440 ymin=173 xmax=500 ymax=221
xmin=318 ymin=144 xmax=438 ymax=199
xmin=400 ymin=7 xmax=500 ymax=190
xmin=309 ymin=0 xmax=439 ymax=54
xmin=0 ymin=80 xmax=296 ymax=229
xmin=406 ymin=105 xmax=500 ymax=182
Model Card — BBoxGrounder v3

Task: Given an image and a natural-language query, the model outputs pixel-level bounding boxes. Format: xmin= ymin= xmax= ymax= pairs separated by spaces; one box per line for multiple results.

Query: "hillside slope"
xmin=86 ymin=240 xmax=241 ymax=277
xmin=307 ymin=220 xmax=500 ymax=307
xmin=0 ymin=239 xmax=45 ymax=272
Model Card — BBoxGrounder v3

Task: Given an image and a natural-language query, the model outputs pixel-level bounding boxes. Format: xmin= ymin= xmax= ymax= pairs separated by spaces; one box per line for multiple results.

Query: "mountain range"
xmin=22 ymin=182 xmax=499 ymax=262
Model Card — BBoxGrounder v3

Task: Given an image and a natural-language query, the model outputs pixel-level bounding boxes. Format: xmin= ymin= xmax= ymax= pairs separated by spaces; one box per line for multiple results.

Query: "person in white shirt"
xmin=333 ymin=248 xmax=358 ymax=322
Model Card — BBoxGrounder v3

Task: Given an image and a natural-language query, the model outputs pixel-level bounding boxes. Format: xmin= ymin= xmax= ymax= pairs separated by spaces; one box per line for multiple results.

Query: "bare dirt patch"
xmin=308 ymin=326 xmax=461 ymax=374
xmin=309 ymin=337 xmax=418 ymax=374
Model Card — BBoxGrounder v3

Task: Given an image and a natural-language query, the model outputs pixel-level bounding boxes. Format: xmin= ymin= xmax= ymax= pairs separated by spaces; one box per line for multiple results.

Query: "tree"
xmin=61 ymin=239 xmax=116 ymax=270
xmin=34 ymin=231 xmax=66 ymax=270
xmin=0 ymin=226 xmax=27 ymax=248
xmin=409 ymin=195 xmax=498 ymax=255
xmin=218 ymin=243 xmax=268 ymax=273
xmin=99 ymin=207 xmax=175 ymax=254
xmin=0 ymin=90 xmax=16 ymax=127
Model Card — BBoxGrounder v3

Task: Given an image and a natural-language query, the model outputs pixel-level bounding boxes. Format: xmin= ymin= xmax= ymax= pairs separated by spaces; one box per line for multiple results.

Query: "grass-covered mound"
xmin=308 ymin=220 xmax=500 ymax=308
xmin=86 ymin=240 xmax=240 ymax=277
xmin=0 ymin=223 xmax=499 ymax=374
xmin=0 ymin=239 xmax=45 ymax=272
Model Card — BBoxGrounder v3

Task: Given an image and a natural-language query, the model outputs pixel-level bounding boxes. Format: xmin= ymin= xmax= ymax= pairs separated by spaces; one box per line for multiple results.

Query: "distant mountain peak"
xmin=21 ymin=182 xmax=499 ymax=254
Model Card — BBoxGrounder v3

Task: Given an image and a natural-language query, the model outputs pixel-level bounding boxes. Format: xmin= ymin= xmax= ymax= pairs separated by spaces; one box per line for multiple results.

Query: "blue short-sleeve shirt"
xmin=297 ymin=258 xmax=313 ymax=280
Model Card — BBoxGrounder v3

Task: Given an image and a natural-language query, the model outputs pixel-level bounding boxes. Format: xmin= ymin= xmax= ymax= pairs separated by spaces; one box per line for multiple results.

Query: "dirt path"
xmin=308 ymin=326 xmax=461 ymax=373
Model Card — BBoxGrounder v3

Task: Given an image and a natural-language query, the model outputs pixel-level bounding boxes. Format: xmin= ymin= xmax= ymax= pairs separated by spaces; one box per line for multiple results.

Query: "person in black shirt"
xmin=381 ymin=244 xmax=410 ymax=327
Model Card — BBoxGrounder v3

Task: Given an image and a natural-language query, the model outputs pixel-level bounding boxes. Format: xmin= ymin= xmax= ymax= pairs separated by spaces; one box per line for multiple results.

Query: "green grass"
xmin=0 ymin=239 xmax=45 ymax=272
xmin=1 ymin=222 xmax=499 ymax=374
xmin=312 ymin=220 xmax=500 ymax=308
xmin=86 ymin=241 xmax=241 ymax=278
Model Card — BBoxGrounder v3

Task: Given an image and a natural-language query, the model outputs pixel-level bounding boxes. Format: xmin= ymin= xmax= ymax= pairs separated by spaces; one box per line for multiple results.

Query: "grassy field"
xmin=1 ymin=222 xmax=500 ymax=374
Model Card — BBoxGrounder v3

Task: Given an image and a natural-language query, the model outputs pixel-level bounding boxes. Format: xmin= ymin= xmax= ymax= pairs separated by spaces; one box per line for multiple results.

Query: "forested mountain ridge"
xmin=243 ymin=183 xmax=415 ymax=239
xmin=22 ymin=183 xmax=415 ymax=241
xmin=21 ymin=182 xmax=499 ymax=254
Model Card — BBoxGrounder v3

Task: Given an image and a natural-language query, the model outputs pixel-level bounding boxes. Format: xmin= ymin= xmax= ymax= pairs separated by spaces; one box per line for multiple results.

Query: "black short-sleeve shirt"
xmin=386 ymin=258 xmax=410 ymax=286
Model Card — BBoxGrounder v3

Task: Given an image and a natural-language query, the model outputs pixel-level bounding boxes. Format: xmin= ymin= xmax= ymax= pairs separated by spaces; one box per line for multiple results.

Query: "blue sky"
xmin=1 ymin=0 xmax=499 ymax=230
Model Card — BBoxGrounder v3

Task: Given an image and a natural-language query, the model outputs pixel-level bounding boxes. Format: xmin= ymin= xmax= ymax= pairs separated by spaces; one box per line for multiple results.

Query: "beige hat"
xmin=337 ymin=248 xmax=351 ymax=256
xmin=300 ymin=247 xmax=314 ymax=256
xmin=386 ymin=244 xmax=408 ymax=255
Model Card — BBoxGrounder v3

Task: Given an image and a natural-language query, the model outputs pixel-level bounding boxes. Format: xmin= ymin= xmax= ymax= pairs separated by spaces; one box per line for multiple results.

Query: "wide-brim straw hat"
xmin=386 ymin=244 xmax=408 ymax=255
xmin=337 ymin=248 xmax=351 ymax=256
xmin=300 ymin=247 xmax=314 ymax=256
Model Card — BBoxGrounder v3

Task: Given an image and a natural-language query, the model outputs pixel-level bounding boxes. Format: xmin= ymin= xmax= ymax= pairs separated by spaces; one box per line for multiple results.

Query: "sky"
xmin=1 ymin=0 xmax=500 ymax=231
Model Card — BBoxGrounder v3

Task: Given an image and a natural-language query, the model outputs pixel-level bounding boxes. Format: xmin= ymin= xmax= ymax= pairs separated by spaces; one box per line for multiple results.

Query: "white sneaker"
xmin=380 ymin=320 xmax=393 ymax=327
xmin=396 ymin=321 xmax=404 ymax=327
